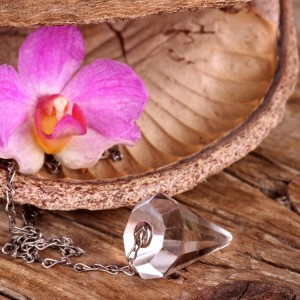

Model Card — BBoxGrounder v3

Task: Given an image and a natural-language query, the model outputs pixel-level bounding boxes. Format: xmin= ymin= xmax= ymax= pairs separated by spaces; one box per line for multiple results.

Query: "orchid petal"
xmin=18 ymin=26 xmax=85 ymax=98
xmin=49 ymin=115 xmax=86 ymax=139
xmin=38 ymin=104 xmax=87 ymax=140
xmin=63 ymin=59 xmax=148 ymax=144
xmin=55 ymin=128 xmax=123 ymax=169
xmin=35 ymin=103 xmax=87 ymax=154
xmin=0 ymin=65 xmax=31 ymax=146
xmin=0 ymin=121 xmax=44 ymax=174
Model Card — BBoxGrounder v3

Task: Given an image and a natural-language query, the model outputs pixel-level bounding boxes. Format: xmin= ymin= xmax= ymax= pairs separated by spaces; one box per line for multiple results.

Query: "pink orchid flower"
xmin=0 ymin=26 xmax=148 ymax=174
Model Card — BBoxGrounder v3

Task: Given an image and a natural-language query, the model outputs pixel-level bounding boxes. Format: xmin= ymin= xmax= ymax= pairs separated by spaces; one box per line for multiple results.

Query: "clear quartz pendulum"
xmin=124 ymin=193 xmax=233 ymax=279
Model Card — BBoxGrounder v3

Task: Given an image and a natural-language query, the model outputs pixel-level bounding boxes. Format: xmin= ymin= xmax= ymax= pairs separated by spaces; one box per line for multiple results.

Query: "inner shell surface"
xmin=0 ymin=4 xmax=278 ymax=180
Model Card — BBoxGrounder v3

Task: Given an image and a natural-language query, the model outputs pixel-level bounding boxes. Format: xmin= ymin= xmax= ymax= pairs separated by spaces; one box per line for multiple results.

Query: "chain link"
xmin=1 ymin=159 xmax=149 ymax=277
xmin=101 ymin=145 xmax=123 ymax=161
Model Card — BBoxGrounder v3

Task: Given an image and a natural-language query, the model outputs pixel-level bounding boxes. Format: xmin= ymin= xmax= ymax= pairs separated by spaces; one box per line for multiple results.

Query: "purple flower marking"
xmin=0 ymin=26 xmax=148 ymax=174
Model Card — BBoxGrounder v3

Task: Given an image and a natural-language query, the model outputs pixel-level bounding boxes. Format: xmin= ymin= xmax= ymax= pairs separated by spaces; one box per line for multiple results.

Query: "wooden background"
xmin=0 ymin=2 xmax=300 ymax=300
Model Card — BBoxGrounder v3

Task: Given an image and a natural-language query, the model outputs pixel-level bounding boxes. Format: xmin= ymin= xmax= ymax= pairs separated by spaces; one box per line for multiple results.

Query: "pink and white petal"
xmin=18 ymin=26 xmax=85 ymax=98
xmin=0 ymin=121 xmax=44 ymax=174
xmin=55 ymin=128 xmax=129 ymax=169
xmin=63 ymin=59 xmax=148 ymax=143
xmin=0 ymin=65 xmax=32 ymax=146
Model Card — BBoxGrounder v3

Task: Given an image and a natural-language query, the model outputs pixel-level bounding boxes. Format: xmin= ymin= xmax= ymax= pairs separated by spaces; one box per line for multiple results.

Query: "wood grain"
xmin=1 ymin=90 xmax=300 ymax=298
xmin=0 ymin=0 xmax=298 ymax=211
xmin=0 ymin=0 xmax=250 ymax=27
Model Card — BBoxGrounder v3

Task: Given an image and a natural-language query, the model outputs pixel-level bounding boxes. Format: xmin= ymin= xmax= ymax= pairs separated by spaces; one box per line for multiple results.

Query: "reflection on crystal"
xmin=123 ymin=193 xmax=232 ymax=279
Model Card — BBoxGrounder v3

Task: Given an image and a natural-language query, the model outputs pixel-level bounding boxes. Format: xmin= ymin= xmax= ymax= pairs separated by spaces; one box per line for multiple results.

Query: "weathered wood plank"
xmin=1 ymin=114 xmax=300 ymax=299
xmin=1 ymin=0 xmax=298 ymax=212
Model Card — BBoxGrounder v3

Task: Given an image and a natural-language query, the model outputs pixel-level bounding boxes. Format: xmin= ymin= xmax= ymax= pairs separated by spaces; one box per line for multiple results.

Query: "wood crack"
xmin=224 ymin=169 xmax=300 ymax=217
xmin=258 ymin=227 xmax=300 ymax=251
xmin=224 ymin=168 xmax=260 ymax=191
xmin=0 ymin=291 xmax=18 ymax=300
xmin=0 ymin=286 xmax=29 ymax=300
xmin=236 ymin=282 xmax=249 ymax=300
xmin=276 ymin=196 xmax=300 ymax=216
xmin=245 ymin=252 xmax=300 ymax=276
xmin=250 ymin=151 xmax=296 ymax=174
xmin=195 ymin=281 xmax=299 ymax=300
xmin=106 ymin=23 xmax=128 ymax=63
xmin=199 ymin=260 xmax=237 ymax=271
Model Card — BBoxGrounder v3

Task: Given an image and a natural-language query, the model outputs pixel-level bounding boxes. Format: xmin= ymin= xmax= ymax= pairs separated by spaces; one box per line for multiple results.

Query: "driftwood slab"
xmin=1 ymin=80 xmax=300 ymax=298
xmin=0 ymin=0 xmax=298 ymax=211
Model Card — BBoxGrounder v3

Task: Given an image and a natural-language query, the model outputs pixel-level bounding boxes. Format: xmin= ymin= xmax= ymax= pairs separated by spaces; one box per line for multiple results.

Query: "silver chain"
xmin=101 ymin=145 xmax=123 ymax=161
xmin=1 ymin=159 xmax=149 ymax=277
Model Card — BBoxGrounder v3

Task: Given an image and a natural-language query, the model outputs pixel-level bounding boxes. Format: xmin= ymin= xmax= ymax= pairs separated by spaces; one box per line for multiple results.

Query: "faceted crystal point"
xmin=123 ymin=193 xmax=232 ymax=279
